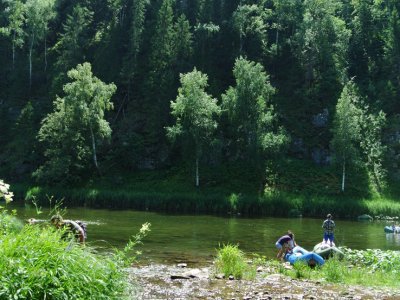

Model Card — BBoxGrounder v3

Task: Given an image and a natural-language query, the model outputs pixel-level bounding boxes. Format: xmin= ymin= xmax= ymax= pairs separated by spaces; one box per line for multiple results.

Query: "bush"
xmin=0 ymin=224 xmax=130 ymax=299
xmin=215 ymin=244 xmax=254 ymax=279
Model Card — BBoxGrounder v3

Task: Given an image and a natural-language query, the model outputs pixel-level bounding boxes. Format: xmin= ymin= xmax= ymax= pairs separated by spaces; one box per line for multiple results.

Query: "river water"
xmin=14 ymin=204 xmax=400 ymax=265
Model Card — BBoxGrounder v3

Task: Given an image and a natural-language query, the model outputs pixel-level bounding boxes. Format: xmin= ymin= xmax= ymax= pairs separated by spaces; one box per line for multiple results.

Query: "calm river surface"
xmin=14 ymin=204 xmax=400 ymax=265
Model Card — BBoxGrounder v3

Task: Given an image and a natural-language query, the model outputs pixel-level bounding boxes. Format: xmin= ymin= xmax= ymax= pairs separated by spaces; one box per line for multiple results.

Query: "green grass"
xmin=270 ymin=248 xmax=400 ymax=289
xmin=7 ymin=159 xmax=400 ymax=217
xmin=0 ymin=208 xmax=150 ymax=299
xmin=214 ymin=244 xmax=256 ymax=280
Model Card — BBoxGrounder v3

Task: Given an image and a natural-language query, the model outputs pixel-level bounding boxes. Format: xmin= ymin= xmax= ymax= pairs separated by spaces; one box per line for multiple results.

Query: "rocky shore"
xmin=129 ymin=264 xmax=400 ymax=300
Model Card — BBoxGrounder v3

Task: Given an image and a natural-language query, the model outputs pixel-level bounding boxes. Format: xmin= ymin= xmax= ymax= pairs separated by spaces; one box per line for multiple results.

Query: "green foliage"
xmin=51 ymin=4 xmax=94 ymax=93
xmin=0 ymin=0 xmax=25 ymax=66
xmin=222 ymin=57 xmax=287 ymax=165
xmin=293 ymin=260 xmax=312 ymax=279
xmin=0 ymin=179 xmax=150 ymax=299
xmin=359 ymin=110 xmax=387 ymax=193
xmin=0 ymin=223 xmax=126 ymax=299
xmin=331 ymin=81 xmax=363 ymax=191
xmin=167 ymin=68 xmax=220 ymax=186
xmin=34 ymin=63 xmax=116 ymax=183
xmin=1 ymin=0 xmax=400 ymax=202
xmin=342 ymin=247 xmax=400 ymax=273
xmin=274 ymin=250 xmax=400 ymax=288
xmin=215 ymin=244 xmax=254 ymax=279
xmin=322 ymin=257 xmax=346 ymax=282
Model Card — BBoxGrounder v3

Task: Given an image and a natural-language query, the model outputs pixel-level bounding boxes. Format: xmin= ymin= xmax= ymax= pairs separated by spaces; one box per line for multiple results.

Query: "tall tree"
xmin=121 ymin=0 xmax=149 ymax=82
xmin=25 ymin=0 xmax=56 ymax=88
xmin=144 ymin=0 xmax=179 ymax=159
xmin=331 ymin=81 xmax=362 ymax=192
xmin=360 ymin=110 xmax=387 ymax=193
xmin=167 ymin=68 xmax=220 ymax=187
xmin=34 ymin=63 xmax=116 ymax=183
xmin=0 ymin=0 xmax=25 ymax=69
xmin=222 ymin=57 xmax=287 ymax=166
xmin=382 ymin=5 xmax=400 ymax=113
xmin=232 ymin=3 xmax=268 ymax=57
xmin=52 ymin=4 xmax=93 ymax=94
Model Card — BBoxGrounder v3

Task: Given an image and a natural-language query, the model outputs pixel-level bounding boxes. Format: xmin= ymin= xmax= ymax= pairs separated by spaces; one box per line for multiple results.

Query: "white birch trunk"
xmin=44 ymin=36 xmax=47 ymax=71
xmin=341 ymin=159 xmax=346 ymax=192
xmin=90 ymin=125 xmax=99 ymax=172
xmin=29 ymin=32 xmax=34 ymax=89
xmin=195 ymin=157 xmax=199 ymax=187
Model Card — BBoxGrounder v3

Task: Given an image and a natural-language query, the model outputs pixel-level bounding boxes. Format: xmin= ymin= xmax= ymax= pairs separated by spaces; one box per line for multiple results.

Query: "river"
xmin=13 ymin=203 xmax=400 ymax=265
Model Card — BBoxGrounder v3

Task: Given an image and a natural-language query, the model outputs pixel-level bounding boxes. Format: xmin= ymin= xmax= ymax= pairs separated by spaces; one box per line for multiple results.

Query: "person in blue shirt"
xmin=322 ymin=213 xmax=335 ymax=246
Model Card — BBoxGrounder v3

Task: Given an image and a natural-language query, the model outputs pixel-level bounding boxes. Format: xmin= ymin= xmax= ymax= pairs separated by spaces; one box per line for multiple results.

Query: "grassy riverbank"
xmin=215 ymin=244 xmax=400 ymax=290
xmin=0 ymin=208 xmax=150 ymax=299
xmin=8 ymin=160 xmax=400 ymax=218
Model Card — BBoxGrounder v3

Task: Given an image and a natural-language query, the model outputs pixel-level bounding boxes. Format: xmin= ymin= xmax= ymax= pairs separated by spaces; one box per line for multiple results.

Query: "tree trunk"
xmin=341 ymin=159 xmax=346 ymax=192
xmin=44 ymin=36 xmax=47 ymax=71
xmin=195 ymin=156 xmax=199 ymax=187
xmin=90 ymin=125 xmax=100 ymax=174
xmin=12 ymin=32 xmax=15 ymax=69
xmin=29 ymin=33 xmax=35 ymax=90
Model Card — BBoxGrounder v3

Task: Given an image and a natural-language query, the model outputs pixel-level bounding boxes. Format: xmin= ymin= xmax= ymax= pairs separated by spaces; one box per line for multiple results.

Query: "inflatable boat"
xmin=313 ymin=241 xmax=344 ymax=259
xmin=384 ymin=226 xmax=400 ymax=233
xmin=284 ymin=246 xmax=324 ymax=266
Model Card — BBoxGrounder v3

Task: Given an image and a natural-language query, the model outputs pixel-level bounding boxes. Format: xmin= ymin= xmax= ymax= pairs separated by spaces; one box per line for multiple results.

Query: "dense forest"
xmin=1 ymin=0 xmax=400 ymax=201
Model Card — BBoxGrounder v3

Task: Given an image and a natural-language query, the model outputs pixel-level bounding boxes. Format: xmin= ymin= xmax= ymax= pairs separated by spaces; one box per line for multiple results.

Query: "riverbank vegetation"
xmin=1 ymin=1 xmax=400 ymax=216
xmin=214 ymin=244 xmax=400 ymax=289
xmin=0 ymin=181 xmax=151 ymax=299
xmin=269 ymin=248 xmax=400 ymax=289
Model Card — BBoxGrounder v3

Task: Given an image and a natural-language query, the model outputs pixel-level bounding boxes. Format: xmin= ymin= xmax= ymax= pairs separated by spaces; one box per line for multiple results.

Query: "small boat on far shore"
xmin=384 ymin=226 xmax=400 ymax=233
xmin=313 ymin=241 xmax=344 ymax=259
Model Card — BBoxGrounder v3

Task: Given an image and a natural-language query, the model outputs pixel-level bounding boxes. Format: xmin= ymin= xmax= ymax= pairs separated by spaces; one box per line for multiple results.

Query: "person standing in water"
xmin=322 ymin=213 xmax=335 ymax=246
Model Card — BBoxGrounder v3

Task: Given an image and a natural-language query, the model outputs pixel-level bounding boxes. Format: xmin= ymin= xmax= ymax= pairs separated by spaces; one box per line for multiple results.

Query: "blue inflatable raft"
xmin=285 ymin=246 xmax=325 ymax=267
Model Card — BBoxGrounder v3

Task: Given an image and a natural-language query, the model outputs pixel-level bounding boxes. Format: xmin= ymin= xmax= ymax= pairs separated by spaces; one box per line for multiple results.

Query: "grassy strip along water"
xmin=20 ymin=183 xmax=400 ymax=218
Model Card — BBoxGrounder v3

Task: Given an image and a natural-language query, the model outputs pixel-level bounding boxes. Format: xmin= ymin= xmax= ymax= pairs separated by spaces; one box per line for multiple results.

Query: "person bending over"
xmin=275 ymin=231 xmax=296 ymax=261
xmin=50 ymin=214 xmax=86 ymax=245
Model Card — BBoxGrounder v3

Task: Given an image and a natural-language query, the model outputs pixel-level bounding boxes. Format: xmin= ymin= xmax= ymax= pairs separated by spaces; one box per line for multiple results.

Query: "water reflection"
xmin=385 ymin=233 xmax=400 ymax=247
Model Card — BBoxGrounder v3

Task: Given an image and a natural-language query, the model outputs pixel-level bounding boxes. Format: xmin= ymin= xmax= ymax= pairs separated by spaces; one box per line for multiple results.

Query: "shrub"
xmin=215 ymin=244 xmax=254 ymax=279
xmin=0 ymin=224 xmax=130 ymax=299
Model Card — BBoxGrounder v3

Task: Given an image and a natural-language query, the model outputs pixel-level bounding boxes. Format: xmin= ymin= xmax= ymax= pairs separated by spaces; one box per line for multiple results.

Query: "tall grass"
xmin=0 ymin=225 xmax=128 ymax=299
xmin=273 ymin=248 xmax=400 ymax=288
xmin=214 ymin=244 xmax=255 ymax=279
xmin=0 ymin=207 xmax=150 ymax=299
xmin=23 ymin=184 xmax=400 ymax=218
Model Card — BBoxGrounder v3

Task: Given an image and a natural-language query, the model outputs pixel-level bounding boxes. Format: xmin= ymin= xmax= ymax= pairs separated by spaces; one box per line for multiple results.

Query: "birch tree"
xmin=25 ymin=0 xmax=56 ymax=88
xmin=167 ymin=68 xmax=220 ymax=187
xmin=0 ymin=0 xmax=26 ymax=69
xmin=222 ymin=57 xmax=287 ymax=164
xmin=34 ymin=63 xmax=116 ymax=183
xmin=331 ymin=81 xmax=362 ymax=192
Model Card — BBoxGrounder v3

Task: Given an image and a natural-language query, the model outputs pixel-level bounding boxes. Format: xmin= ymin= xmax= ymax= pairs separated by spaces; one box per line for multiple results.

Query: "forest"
xmin=1 ymin=0 xmax=400 ymax=209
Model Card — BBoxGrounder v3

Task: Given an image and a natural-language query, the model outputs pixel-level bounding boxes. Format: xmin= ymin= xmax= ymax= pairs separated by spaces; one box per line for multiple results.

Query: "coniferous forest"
xmin=1 ymin=0 xmax=400 ymax=214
